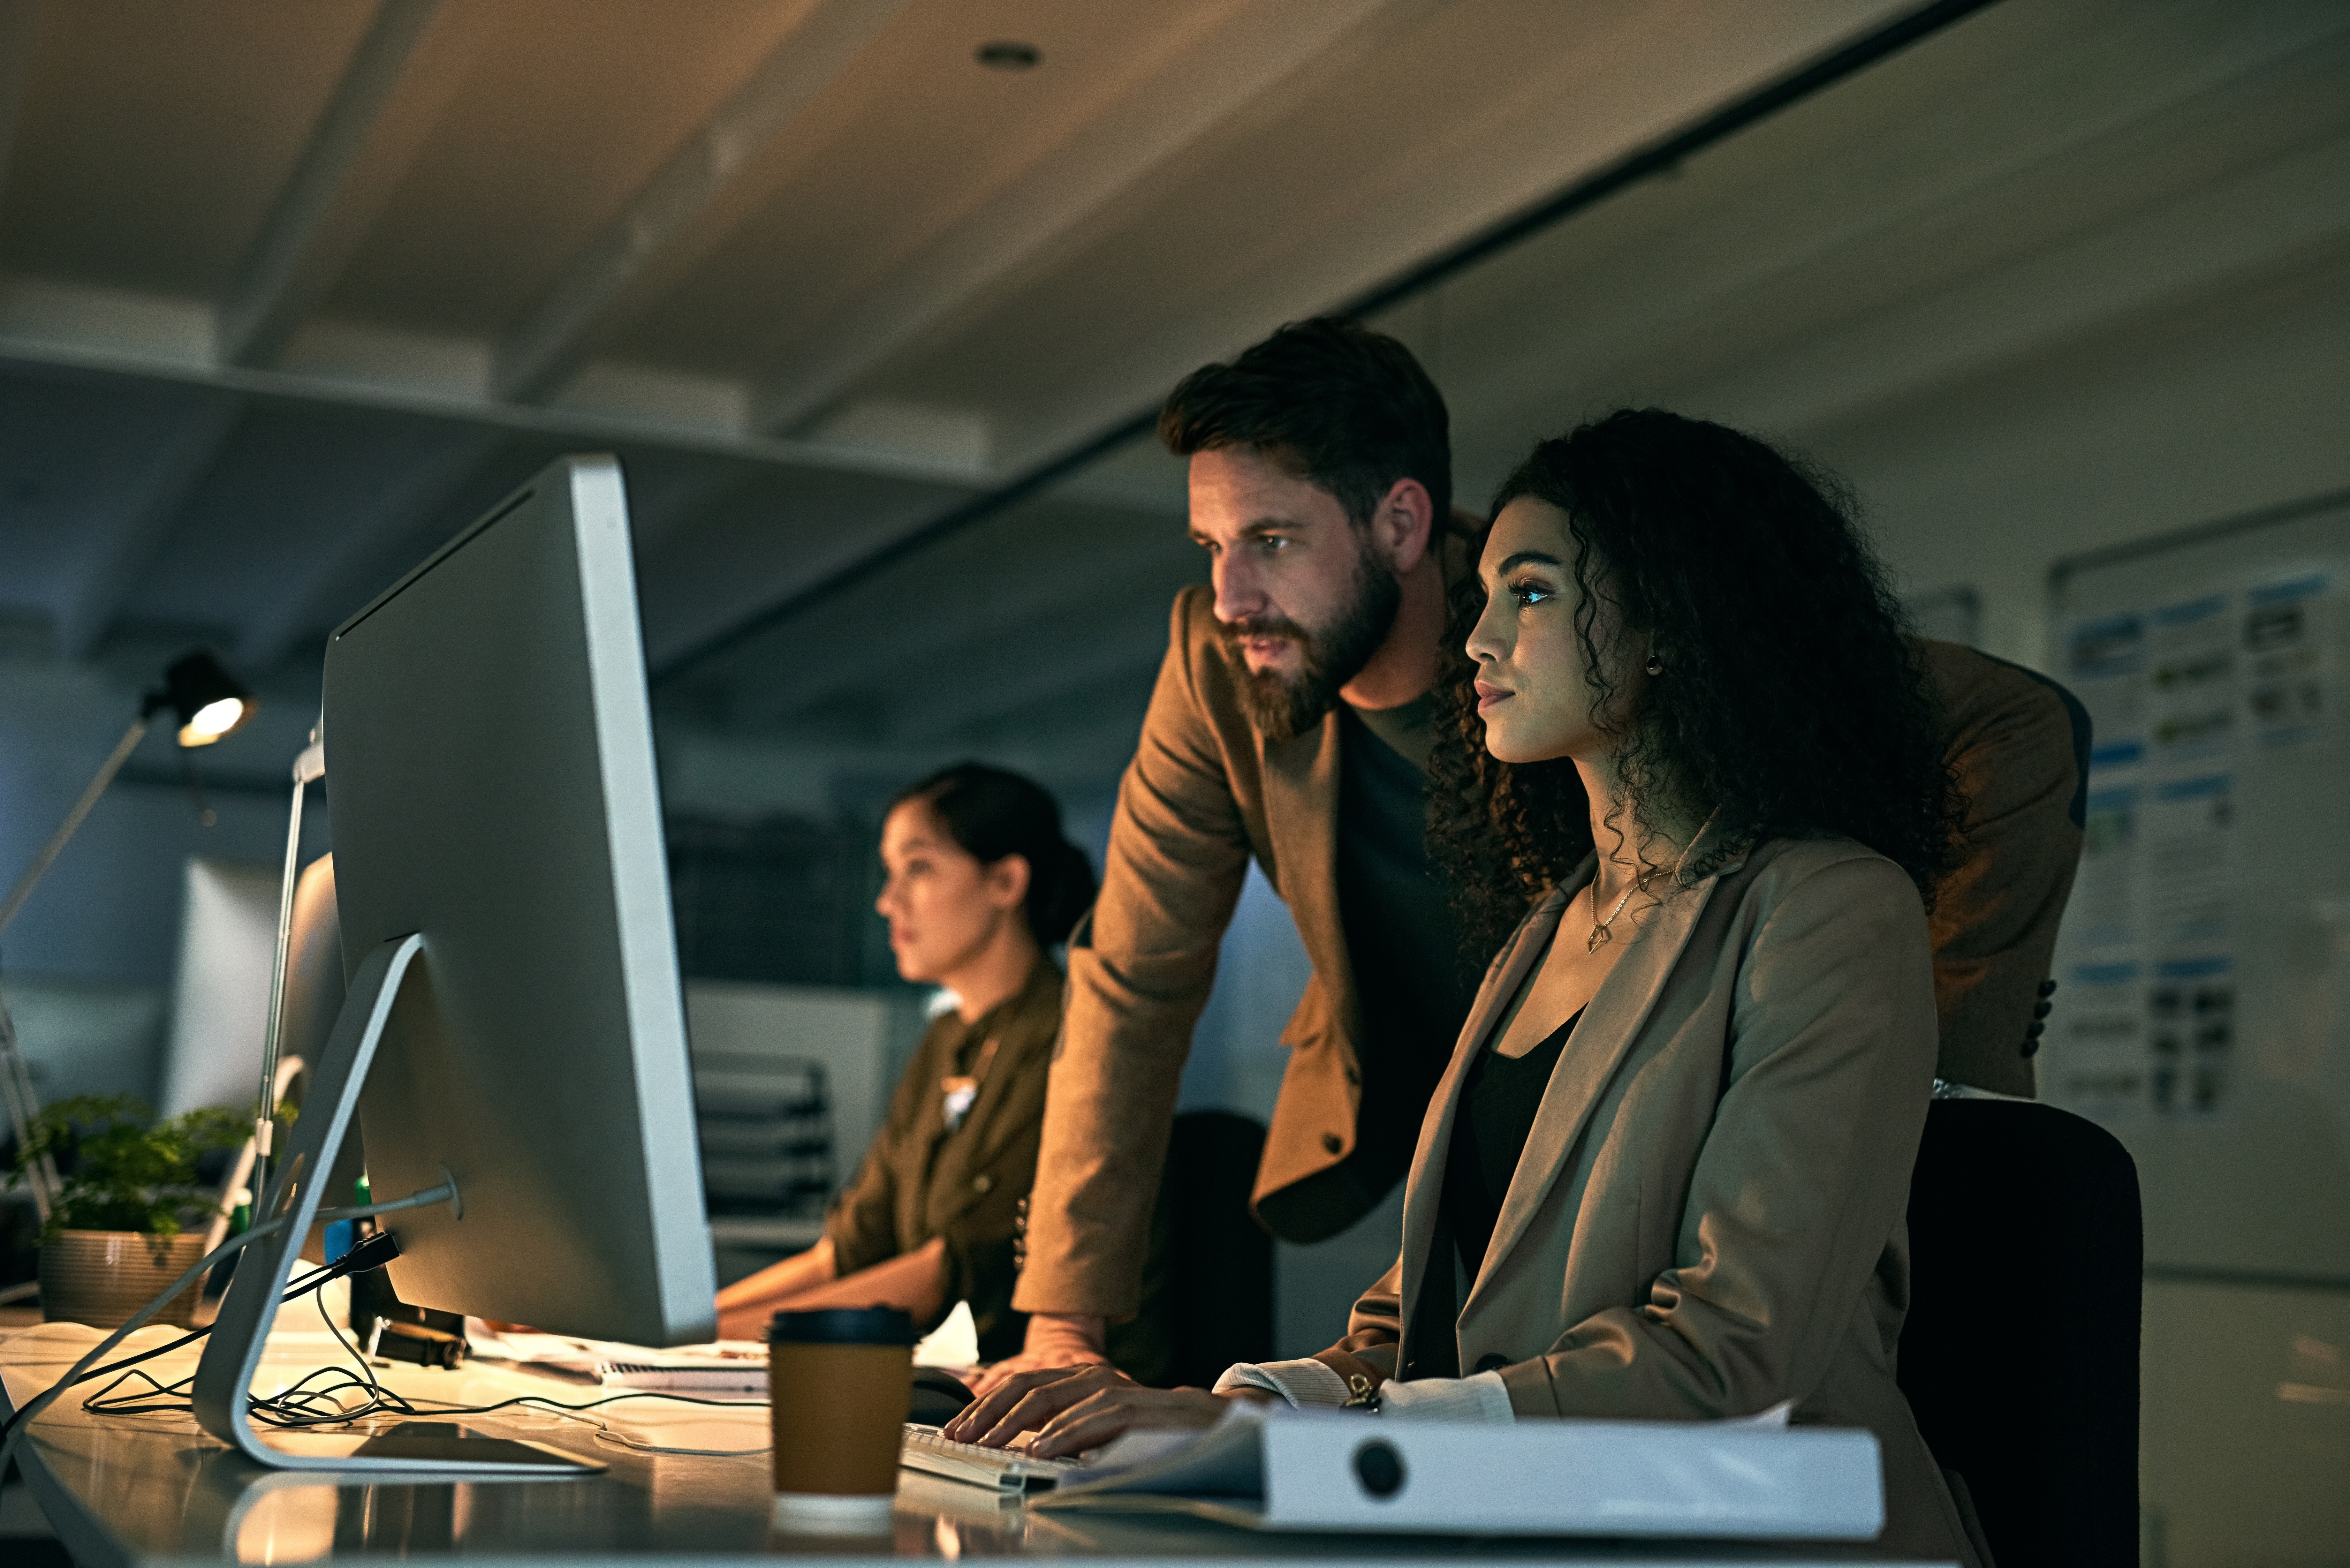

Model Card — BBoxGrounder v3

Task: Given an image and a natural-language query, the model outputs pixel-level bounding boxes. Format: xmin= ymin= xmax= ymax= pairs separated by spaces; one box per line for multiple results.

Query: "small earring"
xmin=1645 ymin=654 xmax=1664 ymax=676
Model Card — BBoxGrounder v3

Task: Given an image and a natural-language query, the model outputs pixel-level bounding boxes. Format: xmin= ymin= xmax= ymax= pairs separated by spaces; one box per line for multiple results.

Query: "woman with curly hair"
xmin=949 ymin=410 xmax=1982 ymax=1564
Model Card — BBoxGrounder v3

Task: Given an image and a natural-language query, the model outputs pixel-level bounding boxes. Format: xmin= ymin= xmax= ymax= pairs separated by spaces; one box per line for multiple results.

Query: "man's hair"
xmin=1158 ymin=317 xmax=1451 ymax=525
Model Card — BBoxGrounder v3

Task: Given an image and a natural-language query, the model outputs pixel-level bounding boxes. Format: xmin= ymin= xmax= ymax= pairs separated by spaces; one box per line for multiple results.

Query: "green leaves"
xmin=7 ymin=1094 xmax=251 ymax=1247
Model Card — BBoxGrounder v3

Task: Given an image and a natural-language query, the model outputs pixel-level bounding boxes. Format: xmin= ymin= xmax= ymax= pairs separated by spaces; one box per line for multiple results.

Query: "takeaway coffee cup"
xmin=768 ymin=1306 xmax=918 ymax=1529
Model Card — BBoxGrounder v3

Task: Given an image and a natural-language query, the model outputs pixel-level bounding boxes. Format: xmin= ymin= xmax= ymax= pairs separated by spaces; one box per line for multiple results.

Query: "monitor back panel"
xmin=324 ymin=454 xmax=713 ymax=1345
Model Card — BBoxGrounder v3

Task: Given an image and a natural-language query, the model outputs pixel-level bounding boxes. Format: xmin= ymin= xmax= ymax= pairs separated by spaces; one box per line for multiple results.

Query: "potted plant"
xmin=6 ymin=1094 xmax=247 ymax=1328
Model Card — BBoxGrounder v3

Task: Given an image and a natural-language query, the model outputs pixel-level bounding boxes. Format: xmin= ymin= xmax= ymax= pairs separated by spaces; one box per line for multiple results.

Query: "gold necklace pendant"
xmin=1586 ymin=880 xmax=1637 ymax=954
xmin=1580 ymin=810 xmax=1725 ymax=961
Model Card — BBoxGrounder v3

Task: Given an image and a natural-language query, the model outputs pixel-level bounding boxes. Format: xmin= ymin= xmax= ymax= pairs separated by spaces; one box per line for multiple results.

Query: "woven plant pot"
xmin=38 ymin=1229 xmax=210 ymax=1329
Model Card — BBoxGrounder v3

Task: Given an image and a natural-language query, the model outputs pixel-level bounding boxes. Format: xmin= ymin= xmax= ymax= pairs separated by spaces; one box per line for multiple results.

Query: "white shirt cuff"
xmin=1211 ymin=1362 xmax=1513 ymax=1422
xmin=1380 ymin=1370 xmax=1514 ymax=1422
xmin=1212 ymin=1357 xmax=1352 ymax=1408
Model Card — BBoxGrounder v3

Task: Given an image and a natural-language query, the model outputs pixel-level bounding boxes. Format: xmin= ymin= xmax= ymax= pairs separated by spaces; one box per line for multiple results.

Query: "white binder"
xmin=1035 ymin=1405 xmax=1884 ymax=1539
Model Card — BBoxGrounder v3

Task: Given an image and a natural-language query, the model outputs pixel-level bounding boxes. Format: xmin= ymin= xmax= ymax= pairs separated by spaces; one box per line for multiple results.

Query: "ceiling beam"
xmin=884 ymin=631 xmax=1166 ymax=743
xmin=218 ymin=0 xmax=474 ymax=367
xmin=54 ymin=393 xmax=246 ymax=660
xmin=747 ymin=0 xmax=1409 ymax=437
xmin=236 ymin=426 xmax=505 ymax=669
xmin=732 ymin=542 xmax=1190 ymax=724
xmin=655 ymin=0 xmax=2003 ymax=686
xmin=626 ymin=459 xmax=761 ymax=558
xmin=1438 ymin=14 xmax=2350 ymax=460
xmin=0 ymin=0 xmax=36 ymax=213
xmin=0 ymin=320 xmax=985 ymax=487
xmin=490 ymin=0 xmax=910 ymax=405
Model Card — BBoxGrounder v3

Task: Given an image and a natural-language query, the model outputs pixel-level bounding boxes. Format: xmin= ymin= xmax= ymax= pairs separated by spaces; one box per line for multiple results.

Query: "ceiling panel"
xmin=607 ymin=0 xmax=1296 ymax=384
xmin=326 ymin=0 xmax=816 ymax=336
xmin=0 ymin=0 xmax=374 ymax=295
xmin=18 ymin=0 xmax=2332 ymax=811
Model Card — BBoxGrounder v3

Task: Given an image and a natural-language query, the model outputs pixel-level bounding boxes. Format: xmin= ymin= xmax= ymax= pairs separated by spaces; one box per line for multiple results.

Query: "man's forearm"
xmin=1011 ymin=969 xmax=1194 ymax=1316
xmin=1024 ymin=1311 xmax=1108 ymax=1360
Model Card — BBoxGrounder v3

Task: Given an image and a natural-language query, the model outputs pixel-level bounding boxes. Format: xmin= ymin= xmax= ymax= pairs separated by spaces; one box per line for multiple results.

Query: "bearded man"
xmin=987 ymin=317 xmax=2086 ymax=1388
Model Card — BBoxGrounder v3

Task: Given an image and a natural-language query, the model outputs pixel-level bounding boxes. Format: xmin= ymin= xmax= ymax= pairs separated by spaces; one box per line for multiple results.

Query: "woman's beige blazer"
xmin=1338 ymin=837 xmax=1980 ymax=1566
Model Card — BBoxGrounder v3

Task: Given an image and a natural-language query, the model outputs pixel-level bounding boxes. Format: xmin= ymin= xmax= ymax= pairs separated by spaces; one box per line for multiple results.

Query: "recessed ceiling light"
xmin=975 ymin=41 xmax=1040 ymax=70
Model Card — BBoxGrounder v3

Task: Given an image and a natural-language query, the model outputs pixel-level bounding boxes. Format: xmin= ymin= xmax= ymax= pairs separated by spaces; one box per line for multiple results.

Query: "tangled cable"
xmin=8 ymin=1215 xmax=769 ymax=1467
xmin=72 ymin=1284 xmax=768 ymax=1458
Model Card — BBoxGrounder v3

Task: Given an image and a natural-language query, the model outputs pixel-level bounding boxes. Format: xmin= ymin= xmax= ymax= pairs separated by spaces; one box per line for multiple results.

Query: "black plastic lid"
xmin=767 ymin=1306 xmax=919 ymax=1346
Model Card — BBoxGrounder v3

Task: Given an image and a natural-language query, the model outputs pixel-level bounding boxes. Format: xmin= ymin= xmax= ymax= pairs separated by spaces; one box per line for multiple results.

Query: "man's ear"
xmin=1370 ymin=478 xmax=1435 ymax=574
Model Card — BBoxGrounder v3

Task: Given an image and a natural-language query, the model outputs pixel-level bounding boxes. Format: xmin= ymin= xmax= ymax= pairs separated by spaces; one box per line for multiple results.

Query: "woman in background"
xmin=715 ymin=762 xmax=1094 ymax=1357
xmin=949 ymin=410 xmax=1983 ymax=1565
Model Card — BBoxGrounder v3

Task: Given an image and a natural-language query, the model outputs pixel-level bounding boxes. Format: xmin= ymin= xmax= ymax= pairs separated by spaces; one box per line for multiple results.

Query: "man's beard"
xmin=1220 ymin=544 xmax=1402 ymax=742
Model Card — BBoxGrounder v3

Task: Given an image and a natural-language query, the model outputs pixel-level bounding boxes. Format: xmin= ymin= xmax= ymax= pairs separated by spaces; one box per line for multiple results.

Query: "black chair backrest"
xmin=1108 ymin=1110 xmax=1273 ymax=1387
xmin=1157 ymin=1111 xmax=1273 ymax=1388
xmin=1900 ymin=1098 xmax=2142 ymax=1568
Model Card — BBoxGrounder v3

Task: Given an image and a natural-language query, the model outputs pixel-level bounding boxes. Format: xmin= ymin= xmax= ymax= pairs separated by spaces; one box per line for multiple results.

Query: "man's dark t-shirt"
xmin=1257 ymin=692 xmax=1481 ymax=1241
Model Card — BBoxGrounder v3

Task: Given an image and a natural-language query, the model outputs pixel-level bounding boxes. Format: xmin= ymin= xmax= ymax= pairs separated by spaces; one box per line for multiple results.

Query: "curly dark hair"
xmin=1427 ymin=409 xmax=1963 ymax=962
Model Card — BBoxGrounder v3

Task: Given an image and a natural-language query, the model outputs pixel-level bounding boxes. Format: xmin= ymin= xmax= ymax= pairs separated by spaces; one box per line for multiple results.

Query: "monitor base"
xmin=259 ymin=1422 xmax=603 ymax=1475
xmin=188 ymin=935 xmax=591 ymax=1479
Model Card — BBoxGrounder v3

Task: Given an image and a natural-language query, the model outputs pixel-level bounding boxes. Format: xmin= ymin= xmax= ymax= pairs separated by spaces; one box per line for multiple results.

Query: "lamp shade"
xmin=145 ymin=651 xmax=256 ymax=747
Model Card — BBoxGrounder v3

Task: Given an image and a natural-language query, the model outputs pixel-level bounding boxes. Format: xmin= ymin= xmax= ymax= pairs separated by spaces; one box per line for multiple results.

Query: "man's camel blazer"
xmin=1014 ymin=575 xmax=2082 ymax=1321
xmin=1335 ymin=839 xmax=1979 ymax=1567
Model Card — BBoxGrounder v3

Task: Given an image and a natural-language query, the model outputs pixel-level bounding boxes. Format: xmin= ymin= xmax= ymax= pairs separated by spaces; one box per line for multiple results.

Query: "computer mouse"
xmin=908 ymin=1367 xmax=976 ymax=1425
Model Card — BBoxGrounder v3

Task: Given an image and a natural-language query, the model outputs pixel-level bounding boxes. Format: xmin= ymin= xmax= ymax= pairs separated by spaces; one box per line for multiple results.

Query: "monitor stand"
xmin=190 ymin=933 xmax=601 ymax=1477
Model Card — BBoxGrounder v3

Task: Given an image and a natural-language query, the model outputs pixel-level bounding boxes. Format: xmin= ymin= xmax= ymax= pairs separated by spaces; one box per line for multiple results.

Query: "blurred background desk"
xmin=1 ymin=1314 xmax=1940 ymax=1568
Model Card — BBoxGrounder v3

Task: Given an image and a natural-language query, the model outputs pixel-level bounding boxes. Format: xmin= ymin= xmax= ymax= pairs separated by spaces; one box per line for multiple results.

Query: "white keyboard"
xmin=901 ymin=1423 xmax=1082 ymax=1493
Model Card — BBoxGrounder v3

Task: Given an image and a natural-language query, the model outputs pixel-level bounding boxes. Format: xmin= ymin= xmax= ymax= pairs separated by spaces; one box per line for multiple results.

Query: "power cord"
xmin=68 ymin=1242 xmax=771 ymax=1460
xmin=0 ymin=1231 xmax=402 ymax=1448
xmin=1 ymin=1180 xmax=451 ymax=1476
xmin=82 ymin=1291 xmax=773 ymax=1459
xmin=7 ymin=1201 xmax=769 ymax=1466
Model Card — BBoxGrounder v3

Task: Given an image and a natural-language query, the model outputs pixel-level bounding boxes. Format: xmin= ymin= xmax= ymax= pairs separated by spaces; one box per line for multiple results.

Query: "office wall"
xmin=1821 ymin=247 xmax=2350 ymax=672
xmin=0 ymin=644 xmax=327 ymax=1108
xmin=1805 ymin=237 xmax=2350 ymax=1568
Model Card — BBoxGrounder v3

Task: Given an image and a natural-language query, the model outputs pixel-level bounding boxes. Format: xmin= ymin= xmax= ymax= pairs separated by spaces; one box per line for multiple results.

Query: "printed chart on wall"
xmin=2044 ymin=494 xmax=2350 ymax=1281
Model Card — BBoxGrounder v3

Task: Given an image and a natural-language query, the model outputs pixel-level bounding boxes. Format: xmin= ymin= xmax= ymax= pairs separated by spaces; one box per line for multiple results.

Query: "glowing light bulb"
xmin=178 ymin=696 xmax=246 ymax=746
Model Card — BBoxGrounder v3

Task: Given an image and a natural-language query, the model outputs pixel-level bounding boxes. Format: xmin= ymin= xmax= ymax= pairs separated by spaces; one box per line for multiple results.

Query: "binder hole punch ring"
xmin=1351 ymin=1438 xmax=1407 ymax=1500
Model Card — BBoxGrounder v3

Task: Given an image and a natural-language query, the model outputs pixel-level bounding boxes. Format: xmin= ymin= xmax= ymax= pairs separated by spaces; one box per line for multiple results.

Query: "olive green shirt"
xmin=825 ymin=957 xmax=1062 ymax=1359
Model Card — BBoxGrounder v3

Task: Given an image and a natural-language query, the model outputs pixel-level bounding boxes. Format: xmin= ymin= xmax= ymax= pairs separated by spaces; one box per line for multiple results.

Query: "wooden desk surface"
xmin=2 ymin=1317 xmax=1928 ymax=1567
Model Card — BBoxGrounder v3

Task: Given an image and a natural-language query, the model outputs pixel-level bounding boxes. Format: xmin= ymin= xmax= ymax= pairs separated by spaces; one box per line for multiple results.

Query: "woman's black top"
xmin=1441 ymin=1009 xmax=1582 ymax=1281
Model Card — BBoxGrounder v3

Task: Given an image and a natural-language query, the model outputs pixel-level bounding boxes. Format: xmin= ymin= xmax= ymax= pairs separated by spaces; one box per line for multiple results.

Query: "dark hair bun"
xmin=888 ymin=763 xmax=1097 ymax=946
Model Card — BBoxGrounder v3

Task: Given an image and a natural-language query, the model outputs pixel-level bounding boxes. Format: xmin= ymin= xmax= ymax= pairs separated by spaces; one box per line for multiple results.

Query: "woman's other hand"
xmin=943 ymin=1363 xmax=1238 ymax=1458
xmin=968 ymin=1311 xmax=1110 ymax=1396
xmin=714 ymin=1236 xmax=948 ymax=1341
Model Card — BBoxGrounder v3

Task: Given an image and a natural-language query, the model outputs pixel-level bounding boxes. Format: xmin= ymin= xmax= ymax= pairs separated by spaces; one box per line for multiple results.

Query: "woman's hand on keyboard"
xmin=943 ymin=1363 xmax=1236 ymax=1459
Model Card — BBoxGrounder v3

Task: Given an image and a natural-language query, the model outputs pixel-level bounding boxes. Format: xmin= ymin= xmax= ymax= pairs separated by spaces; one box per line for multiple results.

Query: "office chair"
xmin=1899 ymin=1097 xmax=2142 ymax=1568
xmin=1162 ymin=1111 xmax=1274 ymax=1387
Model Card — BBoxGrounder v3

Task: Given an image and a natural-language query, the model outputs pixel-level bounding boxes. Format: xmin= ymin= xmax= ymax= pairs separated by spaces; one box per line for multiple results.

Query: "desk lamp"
xmin=0 ymin=651 xmax=256 ymax=1221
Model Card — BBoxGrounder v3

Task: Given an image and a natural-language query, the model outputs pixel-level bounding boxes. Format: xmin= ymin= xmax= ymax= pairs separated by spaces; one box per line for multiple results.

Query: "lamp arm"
xmin=0 ymin=710 xmax=155 ymax=1221
xmin=0 ymin=714 xmax=153 ymax=937
xmin=0 ymin=989 xmax=59 ymax=1220
xmin=254 ymin=735 xmax=324 ymax=1177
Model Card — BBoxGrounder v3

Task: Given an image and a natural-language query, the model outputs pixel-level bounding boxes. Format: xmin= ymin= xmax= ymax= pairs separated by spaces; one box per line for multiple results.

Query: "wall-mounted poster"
xmin=2041 ymin=493 xmax=2350 ymax=1283
xmin=2242 ymin=569 xmax=2332 ymax=748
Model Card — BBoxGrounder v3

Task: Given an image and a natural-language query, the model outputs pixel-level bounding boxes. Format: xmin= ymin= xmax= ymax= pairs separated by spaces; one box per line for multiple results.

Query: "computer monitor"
xmin=192 ymin=454 xmax=715 ymax=1474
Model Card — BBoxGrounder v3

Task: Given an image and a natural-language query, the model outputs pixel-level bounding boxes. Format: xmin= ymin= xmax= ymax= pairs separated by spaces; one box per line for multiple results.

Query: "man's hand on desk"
xmin=967 ymin=1311 xmax=1110 ymax=1396
xmin=942 ymin=1362 xmax=1260 ymax=1459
